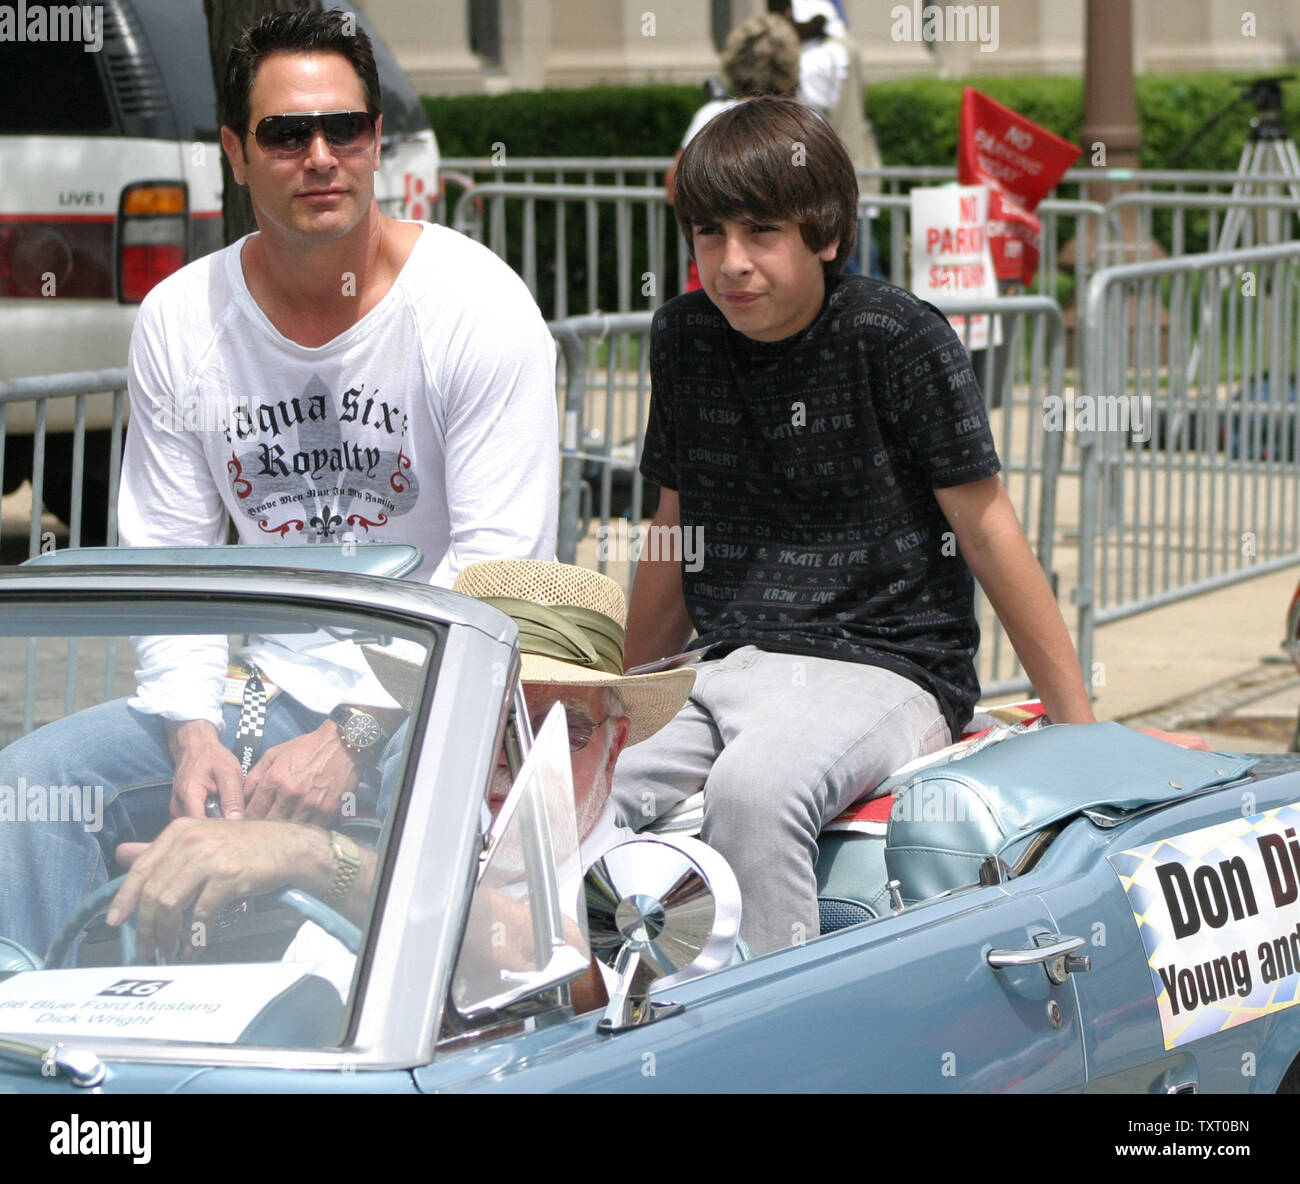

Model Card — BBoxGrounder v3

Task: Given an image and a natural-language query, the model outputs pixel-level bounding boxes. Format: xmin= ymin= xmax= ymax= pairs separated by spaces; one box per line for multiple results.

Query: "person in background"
xmin=780 ymin=0 xmax=885 ymax=277
xmin=665 ymin=13 xmax=801 ymax=292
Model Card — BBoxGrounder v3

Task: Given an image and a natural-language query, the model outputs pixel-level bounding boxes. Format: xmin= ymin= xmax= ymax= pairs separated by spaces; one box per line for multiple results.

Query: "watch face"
xmin=343 ymin=712 xmax=382 ymax=750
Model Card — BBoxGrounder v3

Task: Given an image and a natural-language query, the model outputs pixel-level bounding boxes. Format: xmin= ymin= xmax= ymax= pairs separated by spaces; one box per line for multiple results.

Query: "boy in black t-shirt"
xmin=610 ymin=97 xmax=1182 ymax=956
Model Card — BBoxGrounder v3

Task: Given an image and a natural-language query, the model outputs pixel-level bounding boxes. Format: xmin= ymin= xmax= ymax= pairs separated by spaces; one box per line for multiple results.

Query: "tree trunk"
xmin=204 ymin=0 xmax=323 ymax=246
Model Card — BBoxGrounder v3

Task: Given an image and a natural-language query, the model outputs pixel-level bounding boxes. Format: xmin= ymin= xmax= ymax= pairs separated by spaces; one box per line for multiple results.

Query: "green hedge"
xmin=427 ymin=72 xmax=1300 ymax=174
xmin=425 ymin=73 xmax=1300 ymax=314
xmin=425 ymin=84 xmax=698 ymax=159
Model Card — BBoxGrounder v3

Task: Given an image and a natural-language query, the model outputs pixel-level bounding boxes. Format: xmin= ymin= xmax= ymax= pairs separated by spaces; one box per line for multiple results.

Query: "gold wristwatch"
xmin=323 ymin=830 xmax=363 ymax=906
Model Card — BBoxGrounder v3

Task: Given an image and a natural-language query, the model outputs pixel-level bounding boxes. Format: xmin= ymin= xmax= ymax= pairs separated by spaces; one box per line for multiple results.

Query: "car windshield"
xmin=0 ymin=591 xmax=439 ymax=1053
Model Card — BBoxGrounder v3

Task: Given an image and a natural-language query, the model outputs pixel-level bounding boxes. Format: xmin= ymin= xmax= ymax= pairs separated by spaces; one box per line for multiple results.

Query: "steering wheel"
xmin=42 ymin=876 xmax=362 ymax=970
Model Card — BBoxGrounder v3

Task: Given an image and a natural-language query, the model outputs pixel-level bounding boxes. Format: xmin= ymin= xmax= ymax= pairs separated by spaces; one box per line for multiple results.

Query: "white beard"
xmin=491 ymin=742 xmax=611 ymax=849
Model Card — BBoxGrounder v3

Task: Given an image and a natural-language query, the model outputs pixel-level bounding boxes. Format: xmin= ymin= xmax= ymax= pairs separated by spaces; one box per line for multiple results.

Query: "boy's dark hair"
xmin=219 ymin=9 xmax=381 ymax=143
xmin=673 ymin=96 xmax=858 ymax=275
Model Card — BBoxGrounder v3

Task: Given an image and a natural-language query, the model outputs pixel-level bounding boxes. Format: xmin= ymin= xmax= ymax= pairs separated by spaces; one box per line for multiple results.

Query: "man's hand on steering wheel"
xmin=242 ymin=720 xmax=362 ymax=825
xmin=108 ymin=818 xmax=332 ymax=961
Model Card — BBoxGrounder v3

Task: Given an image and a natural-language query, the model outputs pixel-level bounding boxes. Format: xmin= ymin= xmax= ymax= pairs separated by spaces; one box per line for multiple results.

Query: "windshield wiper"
xmin=0 ymin=1035 xmax=105 ymax=1087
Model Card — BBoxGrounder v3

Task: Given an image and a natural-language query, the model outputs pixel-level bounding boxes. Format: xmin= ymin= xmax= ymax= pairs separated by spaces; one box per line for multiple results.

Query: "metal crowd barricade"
xmin=0 ymin=369 xmax=127 ymax=555
xmin=1076 ymin=241 xmax=1300 ymax=681
xmin=549 ymin=311 xmax=656 ymax=570
xmin=447 ymin=168 xmax=1109 ymax=319
xmin=440 ymin=156 xmax=668 ymax=183
xmin=548 ymin=295 xmax=1069 ymax=699
xmin=451 ymin=180 xmax=674 ymax=318
xmin=436 ymin=156 xmax=668 ymax=237
xmin=1099 ymin=191 xmax=1300 ymax=265
xmin=0 ymin=370 xmax=128 ymax=737
xmin=939 ymin=295 xmax=1069 ymax=696
xmin=442 ymin=157 xmax=1300 ymax=271
xmin=858 ymin=164 xmax=1300 ymax=199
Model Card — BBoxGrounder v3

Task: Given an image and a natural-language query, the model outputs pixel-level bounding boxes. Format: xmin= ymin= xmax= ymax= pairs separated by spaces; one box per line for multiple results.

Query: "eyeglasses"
xmin=528 ymin=711 xmax=610 ymax=753
xmin=252 ymin=110 xmax=376 ymax=158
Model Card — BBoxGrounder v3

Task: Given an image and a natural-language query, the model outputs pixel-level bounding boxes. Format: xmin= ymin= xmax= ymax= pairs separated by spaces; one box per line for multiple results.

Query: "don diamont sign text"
xmin=1110 ymin=802 xmax=1300 ymax=1049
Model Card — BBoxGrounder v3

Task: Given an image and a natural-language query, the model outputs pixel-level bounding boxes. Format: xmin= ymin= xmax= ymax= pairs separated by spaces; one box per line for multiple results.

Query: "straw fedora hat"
xmin=451 ymin=559 xmax=695 ymax=745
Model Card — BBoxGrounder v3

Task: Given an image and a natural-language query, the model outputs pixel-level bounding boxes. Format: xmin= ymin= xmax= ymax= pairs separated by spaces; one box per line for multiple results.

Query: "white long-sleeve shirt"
xmin=119 ymin=222 xmax=559 ymax=724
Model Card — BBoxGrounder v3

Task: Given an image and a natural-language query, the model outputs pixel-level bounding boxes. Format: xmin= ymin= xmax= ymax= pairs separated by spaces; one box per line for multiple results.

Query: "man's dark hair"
xmin=219 ymin=9 xmax=382 ymax=141
xmin=673 ymin=96 xmax=858 ymax=275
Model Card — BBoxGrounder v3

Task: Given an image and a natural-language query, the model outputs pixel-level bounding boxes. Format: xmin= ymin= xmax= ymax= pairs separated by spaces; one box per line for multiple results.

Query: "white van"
xmin=0 ymin=0 xmax=439 ymax=537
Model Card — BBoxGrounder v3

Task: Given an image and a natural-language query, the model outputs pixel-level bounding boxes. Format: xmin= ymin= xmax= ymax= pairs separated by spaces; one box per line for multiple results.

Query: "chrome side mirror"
xmin=584 ymin=834 xmax=741 ymax=1034
xmin=449 ymin=706 xmax=591 ymax=1026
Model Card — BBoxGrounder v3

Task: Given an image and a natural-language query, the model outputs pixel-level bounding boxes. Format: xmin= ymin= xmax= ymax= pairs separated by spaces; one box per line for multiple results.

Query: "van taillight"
xmin=0 ymin=220 xmax=114 ymax=298
xmin=118 ymin=182 xmax=187 ymax=303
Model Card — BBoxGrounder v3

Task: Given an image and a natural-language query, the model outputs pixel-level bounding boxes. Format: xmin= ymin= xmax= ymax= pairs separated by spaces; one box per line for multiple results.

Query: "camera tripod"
xmin=1205 ymin=76 xmax=1300 ymax=254
xmin=1174 ymin=76 xmax=1300 ymax=384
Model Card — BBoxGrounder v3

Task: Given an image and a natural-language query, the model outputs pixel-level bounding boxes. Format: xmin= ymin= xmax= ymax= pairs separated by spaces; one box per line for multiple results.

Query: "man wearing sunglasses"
xmin=112 ymin=10 xmax=558 ymax=825
xmin=0 ymin=12 xmax=559 ymax=958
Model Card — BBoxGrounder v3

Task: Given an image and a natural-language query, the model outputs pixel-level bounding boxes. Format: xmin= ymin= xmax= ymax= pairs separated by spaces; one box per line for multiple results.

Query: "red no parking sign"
xmin=957 ymin=89 xmax=1081 ymax=285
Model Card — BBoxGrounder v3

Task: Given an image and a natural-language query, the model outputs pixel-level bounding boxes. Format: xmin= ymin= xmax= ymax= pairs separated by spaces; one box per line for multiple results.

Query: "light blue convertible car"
xmin=1 ymin=547 xmax=1299 ymax=1094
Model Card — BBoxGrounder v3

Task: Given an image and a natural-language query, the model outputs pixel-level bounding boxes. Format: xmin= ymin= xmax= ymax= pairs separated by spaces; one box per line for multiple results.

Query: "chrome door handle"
xmin=988 ymin=935 xmax=1091 ymax=985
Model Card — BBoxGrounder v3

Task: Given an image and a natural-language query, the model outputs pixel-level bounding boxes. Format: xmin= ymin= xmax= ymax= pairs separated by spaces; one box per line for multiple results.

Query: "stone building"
xmin=359 ymin=0 xmax=1300 ymax=95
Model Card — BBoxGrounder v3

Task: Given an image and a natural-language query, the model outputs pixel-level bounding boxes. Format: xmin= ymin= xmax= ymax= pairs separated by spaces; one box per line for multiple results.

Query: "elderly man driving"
xmin=107 ymin=561 xmax=695 ymax=986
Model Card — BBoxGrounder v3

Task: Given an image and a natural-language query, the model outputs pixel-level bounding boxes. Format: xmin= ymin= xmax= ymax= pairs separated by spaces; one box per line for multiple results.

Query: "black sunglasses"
xmin=252 ymin=110 xmax=376 ymax=157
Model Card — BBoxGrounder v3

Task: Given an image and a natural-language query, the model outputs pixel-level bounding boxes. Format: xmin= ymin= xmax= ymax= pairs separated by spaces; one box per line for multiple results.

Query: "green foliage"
xmin=424 ymin=71 xmax=1300 ymax=172
xmin=1135 ymin=73 xmax=1300 ymax=171
xmin=868 ymin=76 xmax=1084 ymax=168
xmin=424 ymin=84 xmax=699 ymax=159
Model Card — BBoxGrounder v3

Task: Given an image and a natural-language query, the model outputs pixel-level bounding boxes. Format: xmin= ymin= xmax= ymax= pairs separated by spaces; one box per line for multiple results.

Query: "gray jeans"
xmin=611 ymin=647 xmax=949 ymax=956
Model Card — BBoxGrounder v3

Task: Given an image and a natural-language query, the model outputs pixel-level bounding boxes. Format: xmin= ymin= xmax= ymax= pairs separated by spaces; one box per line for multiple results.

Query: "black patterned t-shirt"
xmin=640 ymin=275 xmax=1002 ymax=736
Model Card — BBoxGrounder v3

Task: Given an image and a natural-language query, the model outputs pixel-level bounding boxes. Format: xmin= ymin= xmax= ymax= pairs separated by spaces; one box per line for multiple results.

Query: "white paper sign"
xmin=909 ymin=184 xmax=1000 ymax=350
xmin=0 ymin=963 xmax=314 ymax=1044
xmin=1110 ymin=801 xmax=1300 ymax=1050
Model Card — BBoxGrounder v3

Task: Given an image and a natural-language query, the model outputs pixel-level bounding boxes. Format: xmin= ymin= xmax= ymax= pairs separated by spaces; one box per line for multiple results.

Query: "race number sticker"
xmin=0 ymin=963 xmax=314 ymax=1043
xmin=1109 ymin=802 xmax=1300 ymax=1049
